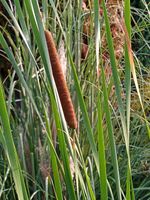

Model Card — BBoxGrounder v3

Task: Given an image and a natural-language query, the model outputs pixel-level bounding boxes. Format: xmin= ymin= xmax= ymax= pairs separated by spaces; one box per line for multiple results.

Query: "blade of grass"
xmin=124 ymin=1 xmax=135 ymax=199
xmin=122 ymin=18 xmax=150 ymax=139
xmin=94 ymin=0 xmax=100 ymax=76
xmin=0 ymin=79 xmax=29 ymax=200
xmin=101 ymin=67 xmax=122 ymax=200
xmin=83 ymin=168 xmax=96 ymax=200
xmin=124 ymin=0 xmax=131 ymax=143
xmin=68 ymin=52 xmax=99 ymax=172
xmin=97 ymin=92 xmax=108 ymax=200
xmin=101 ymin=0 xmax=127 ymax=138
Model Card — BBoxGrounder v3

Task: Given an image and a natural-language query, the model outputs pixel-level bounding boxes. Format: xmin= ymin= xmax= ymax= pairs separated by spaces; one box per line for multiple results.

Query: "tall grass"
xmin=0 ymin=0 xmax=150 ymax=199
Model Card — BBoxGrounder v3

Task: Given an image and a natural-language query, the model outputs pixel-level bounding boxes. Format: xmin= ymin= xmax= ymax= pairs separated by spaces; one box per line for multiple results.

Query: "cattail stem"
xmin=45 ymin=30 xmax=77 ymax=129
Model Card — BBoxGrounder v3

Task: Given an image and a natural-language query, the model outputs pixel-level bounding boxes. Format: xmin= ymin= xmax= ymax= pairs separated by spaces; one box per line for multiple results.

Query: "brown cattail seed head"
xmin=44 ymin=30 xmax=77 ymax=129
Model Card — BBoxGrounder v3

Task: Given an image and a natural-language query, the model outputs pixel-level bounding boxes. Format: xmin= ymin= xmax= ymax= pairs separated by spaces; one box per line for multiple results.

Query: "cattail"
xmin=44 ymin=30 xmax=77 ymax=129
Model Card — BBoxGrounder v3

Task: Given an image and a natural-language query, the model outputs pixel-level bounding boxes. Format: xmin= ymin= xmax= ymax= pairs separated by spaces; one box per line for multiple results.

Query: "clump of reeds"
xmin=44 ymin=30 xmax=77 ymax=129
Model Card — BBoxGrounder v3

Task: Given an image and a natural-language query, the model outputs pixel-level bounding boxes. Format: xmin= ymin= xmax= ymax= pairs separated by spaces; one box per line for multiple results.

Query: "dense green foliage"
xmin=0 ymin=0 xmax=150 ymax=199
